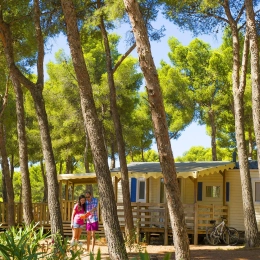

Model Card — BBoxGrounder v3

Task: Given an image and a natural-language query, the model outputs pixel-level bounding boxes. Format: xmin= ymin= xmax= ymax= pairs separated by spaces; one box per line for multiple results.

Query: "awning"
xmin=111 ymin=161 xmax=236 ymax=179
xmin=58 ymin=172 xmax=119 ymax=184
xmin=58 ymin=161 xmax=236 ymax=183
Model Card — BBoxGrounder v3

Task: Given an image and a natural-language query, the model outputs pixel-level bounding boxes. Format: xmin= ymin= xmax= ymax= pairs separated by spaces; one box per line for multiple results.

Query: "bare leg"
xmin=91 ymin=231 xmax=96 ymax=252
xmin=74 ymin=228 xmax=80 ymax=241
xmin=71 ymin=227 xmax=75 ymax=244
xmin=86 ymin=231 xmax=91 ymax=252
xmin=78 ymin=229 xmax=82 ymax=241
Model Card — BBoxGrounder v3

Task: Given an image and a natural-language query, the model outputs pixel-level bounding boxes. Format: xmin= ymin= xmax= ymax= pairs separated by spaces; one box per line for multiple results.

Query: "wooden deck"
xmin=0 ymin=202 xmax=228 ymax=245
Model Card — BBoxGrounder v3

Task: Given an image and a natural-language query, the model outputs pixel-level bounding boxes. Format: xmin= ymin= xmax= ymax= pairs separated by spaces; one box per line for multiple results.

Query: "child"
xmin=70 ymin=194 xmax=86 ymax=246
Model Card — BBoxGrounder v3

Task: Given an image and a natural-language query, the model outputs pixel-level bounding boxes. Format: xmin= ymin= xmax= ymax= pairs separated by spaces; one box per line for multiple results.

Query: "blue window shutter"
xmin=197 ymin=182 xmax=203 ymax=201
xmin=226 ymin=182 xmax=230 ymax=202
xmin=131 ymin=178 xmax=137 ymax=202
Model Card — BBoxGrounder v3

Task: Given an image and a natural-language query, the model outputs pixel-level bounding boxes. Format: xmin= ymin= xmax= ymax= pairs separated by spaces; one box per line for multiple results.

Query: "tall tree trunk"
xmin=10 ymin=154 xmax=14 ymax=181
xmin=245 ymin=0 xmax=260 ymax=171
xmin=30 ymin=87 xmax=63 ymax=234
xmin=123 ymin=1 xmax=190 ymax=259
xmin=40 ymin=160 xmax=48 ymax=203
xmin=223 ymin=1 xmax=259 ymax=245
xmin=98 ymin=5 xmax=134 ymax=238
xmin=209 ymin=109 xmax=217 ymax=161
xmin=85 ymin=185 xmax=93 ymax=195
xmin=60 ymin=1 xmax=128 ymax=259
xmin=141 ymin=147 xmax=144 ymax=162
xmin=66 ymin=155 xmax=72 ymax=173
xmin=0 ymin=123 xmax=15 ymax=226
xmin=59 ymin=161 xmax=63 ymax=175
xmin=0 ymin=3 xmax=63 ymax=235
xmin=12 ymin=76 xmax=34 ymax=225
xmin=2 ymin=176 xmax=7 ymax=202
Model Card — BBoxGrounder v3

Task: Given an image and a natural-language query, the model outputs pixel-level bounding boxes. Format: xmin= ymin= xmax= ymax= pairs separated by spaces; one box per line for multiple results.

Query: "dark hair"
xmin=77 ymin=194 xmax=86 ymax=211
xmin=85 ymin=191 xmax=92 ymax=196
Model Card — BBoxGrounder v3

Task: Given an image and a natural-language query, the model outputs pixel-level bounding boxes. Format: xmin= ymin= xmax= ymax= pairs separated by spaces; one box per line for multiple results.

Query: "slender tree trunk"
xmin=2 ymin=176 xmax=7 ymax=202
xmin=223 ymin=2 xmax=259 ymax=245
xmin=40 ymin=160 xmax=48 ymax=203
xmin=59 ymin=161 xmax=63 ymax=175
xmin=60 ymin=1 xmax=128 ymax=259
xmin=209 ymin=109 xmax=217 ymax=161
xmin=85 ymin=185 xmax=93 ymax=195
xmin=141 ymin=147 xmax=144 ymax=162
xmin=245 ymin=0 xmax=260 ymax=171
xmin=98 ymin=5 xmax=134 ymax=238
xmin=12 ymin=76 xmax=34 ymax=225
xmin=10 ymin=154 xmax=14 ymax=181
xmin=30 ymin=87 xmax=63 ymax=234
xmin=0 ymin=123 xmax=15 ymax=226
xmin=123 ymin=1 xmax=190 ymax=259
xmin=66 ymin=155 xmax=73 ymax=173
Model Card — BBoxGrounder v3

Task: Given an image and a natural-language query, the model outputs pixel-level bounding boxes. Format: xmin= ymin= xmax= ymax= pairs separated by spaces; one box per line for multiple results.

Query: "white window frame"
xmin=136 ymin=178 xmax=146 ymax=202
xmin=203 ymin=182 xmax=222 ymax=201
xmin=251 ymin=178 xmax=260 ymax=204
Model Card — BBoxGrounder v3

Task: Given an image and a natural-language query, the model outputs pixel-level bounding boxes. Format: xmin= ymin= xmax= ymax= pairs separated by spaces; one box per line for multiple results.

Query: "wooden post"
xmin=72 ymin=183 xmax=75 ymax=201
xmin=114 ymin=176 xmax=118 ymax=202
xmin=194 ymin=202 xmax=198 ymax=245
xmin=164 ymin=204 xmax=169 ymax=245
xmin=59 ymin=181 xmax=62 ymax=201
xmin=65 ymin=180 xmax=69 ymax=200
xmin=193 ymin=178 xmax=198 ymax=245
xmin=136 ymin=203 xmax=140 ymax=243
xmin=146 ymin=178 xmax=150 ymax=203
xmin=222 ymin=170 xmax=226 ymax=206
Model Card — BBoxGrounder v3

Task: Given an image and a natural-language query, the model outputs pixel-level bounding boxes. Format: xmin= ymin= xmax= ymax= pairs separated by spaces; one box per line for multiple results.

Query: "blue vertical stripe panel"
xmin=131 ymin=178 xmax=137 ymax=202
xmin=226 ymin=182 xmax=230 ymax=202
xmin=197 ymin=182 xmax=203 ymax=201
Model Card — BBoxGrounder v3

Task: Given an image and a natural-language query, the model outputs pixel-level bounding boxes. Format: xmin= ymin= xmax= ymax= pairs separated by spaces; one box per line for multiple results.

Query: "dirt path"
xmin=80 ymin=244 xmax=260 ymax=259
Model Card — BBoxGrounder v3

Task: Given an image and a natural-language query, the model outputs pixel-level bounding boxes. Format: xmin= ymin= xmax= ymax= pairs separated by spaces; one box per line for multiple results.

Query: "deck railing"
xmin=0 ymin=201 xmax=228 ymax=245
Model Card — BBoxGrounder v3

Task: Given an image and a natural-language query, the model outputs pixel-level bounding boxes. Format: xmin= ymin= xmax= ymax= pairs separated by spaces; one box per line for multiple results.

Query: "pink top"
xmin=73 ymin=204 xmax=85 ymax=225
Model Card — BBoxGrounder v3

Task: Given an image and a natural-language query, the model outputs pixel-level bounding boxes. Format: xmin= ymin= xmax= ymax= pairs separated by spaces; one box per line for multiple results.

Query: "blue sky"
xmin=45 ymin=13 xmax=222 ymax=159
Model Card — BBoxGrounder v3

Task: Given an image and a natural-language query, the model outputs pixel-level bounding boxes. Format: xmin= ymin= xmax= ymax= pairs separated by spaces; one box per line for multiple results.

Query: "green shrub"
xmin=0 ymin=223 xmax=82 ymax=260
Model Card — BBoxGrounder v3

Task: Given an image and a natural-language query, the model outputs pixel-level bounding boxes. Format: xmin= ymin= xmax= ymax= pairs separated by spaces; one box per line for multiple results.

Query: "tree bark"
xmin=123 ymin=1 xmax=190 ymax=259
xmin=60 ymin=1 xmax=128 ymax=259
xmin=98 ymin=3 xmax=134 ymax=238
xmin=40 ymin=160 xmax=48 ymax=203
xmin=1 ymin=175 xmax=7 ymax=203
xmin=223 ymin=0 xmax=259 ymax=246
xmin=245 ymin=0 xmax=260 ymax=171
xmin=12 ymin=76 xmax=34 ymax=225
xmin=0 ymin=123 xmax=15 ymax=226
xmin=84 ymin=134 xmax=90 ymax=173
xmin=30 ymin=86 xmax=63 ymax=234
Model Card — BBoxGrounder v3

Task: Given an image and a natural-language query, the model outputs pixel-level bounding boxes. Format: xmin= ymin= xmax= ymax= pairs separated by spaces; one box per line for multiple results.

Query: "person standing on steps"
xmin=85 ymin=191 xmax=98 ymax=253
xmin=70 ymin=194 xmax=86 ymax=246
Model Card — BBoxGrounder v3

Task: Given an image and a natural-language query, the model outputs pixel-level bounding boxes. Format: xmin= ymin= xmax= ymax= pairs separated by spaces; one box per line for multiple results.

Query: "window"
xmin=251 ymin=178 xmax=260 ymax=204
xmin=136 ymin=178 xmax=146 ymax=202
xmin=206 ymin=186 xmax=220 ymax=198
xmin=255 ymin=182 xmax=260 ymax=202
xmin=160 ymin=178 xmax=164 ymax=203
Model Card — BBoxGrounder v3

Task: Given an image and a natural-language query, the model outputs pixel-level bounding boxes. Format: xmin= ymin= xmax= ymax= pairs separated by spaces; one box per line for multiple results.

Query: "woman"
xmin=70 ymin=194 xmax=86 ymax=246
